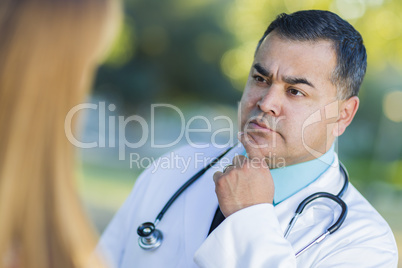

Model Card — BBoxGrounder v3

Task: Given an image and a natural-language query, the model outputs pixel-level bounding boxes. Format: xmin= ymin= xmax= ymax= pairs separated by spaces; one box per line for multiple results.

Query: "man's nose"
xmin=257 ymin=86 xmax=282 ymax=116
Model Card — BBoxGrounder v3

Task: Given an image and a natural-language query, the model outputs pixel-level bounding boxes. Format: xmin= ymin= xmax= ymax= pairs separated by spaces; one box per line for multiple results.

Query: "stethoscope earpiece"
xmin=137 ymin=222 xmax=163 ymax=250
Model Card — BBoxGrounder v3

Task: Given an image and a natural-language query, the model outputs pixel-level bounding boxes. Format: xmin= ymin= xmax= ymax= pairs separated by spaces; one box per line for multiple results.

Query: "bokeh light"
xmin=383 ymin=90 xmax=402 ymax=122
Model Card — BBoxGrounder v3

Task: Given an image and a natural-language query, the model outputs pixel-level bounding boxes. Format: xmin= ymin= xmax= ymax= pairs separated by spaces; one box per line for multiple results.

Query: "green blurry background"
xmin=76 ymin=0 xmax=402 ymax=265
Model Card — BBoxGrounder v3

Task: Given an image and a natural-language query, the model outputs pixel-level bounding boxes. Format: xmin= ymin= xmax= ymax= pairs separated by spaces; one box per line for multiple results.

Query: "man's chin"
xmin=243 ymin=132 xmax=277 ymax=150
xmin=245 ymin=140 xmax=287 ymax=168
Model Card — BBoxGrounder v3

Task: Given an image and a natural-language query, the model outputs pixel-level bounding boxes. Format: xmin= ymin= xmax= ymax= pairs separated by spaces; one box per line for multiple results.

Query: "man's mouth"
xmin=248 ymin=119 xmax=276 ymax=133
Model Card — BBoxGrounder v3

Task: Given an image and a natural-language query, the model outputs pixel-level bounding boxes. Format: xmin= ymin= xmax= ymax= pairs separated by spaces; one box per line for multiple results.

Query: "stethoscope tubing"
xmin=294 ymin=192 xmax=348 ymax=234
xmin=154 ymin=145 xmax=235 ymax=224
xmin=285 ymin=162 xmax=349 ymax=257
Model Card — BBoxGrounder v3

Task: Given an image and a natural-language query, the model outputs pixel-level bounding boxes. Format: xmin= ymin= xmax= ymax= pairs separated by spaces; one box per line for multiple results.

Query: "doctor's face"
xmin=240 ymin=32 xmax=339 ymax=167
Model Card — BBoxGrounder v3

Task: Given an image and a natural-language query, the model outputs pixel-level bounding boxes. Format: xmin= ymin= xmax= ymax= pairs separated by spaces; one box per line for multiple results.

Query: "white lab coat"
xmin=98 ymin=144 xmax=398 ymax=268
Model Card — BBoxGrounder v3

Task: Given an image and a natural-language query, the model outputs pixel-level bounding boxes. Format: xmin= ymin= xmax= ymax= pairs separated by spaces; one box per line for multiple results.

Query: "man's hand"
xmin=213 ymin=133 xmax=275 ymax=218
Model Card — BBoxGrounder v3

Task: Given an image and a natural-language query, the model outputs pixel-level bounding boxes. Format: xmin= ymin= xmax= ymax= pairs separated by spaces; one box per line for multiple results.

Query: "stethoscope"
xmin=137 ymin=145 xmax=349 ymax=258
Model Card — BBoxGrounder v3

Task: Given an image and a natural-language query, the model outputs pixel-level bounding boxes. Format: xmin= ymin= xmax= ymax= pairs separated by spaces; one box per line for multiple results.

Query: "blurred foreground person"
xmin=0 ymin=0 xmax=120 ymax=267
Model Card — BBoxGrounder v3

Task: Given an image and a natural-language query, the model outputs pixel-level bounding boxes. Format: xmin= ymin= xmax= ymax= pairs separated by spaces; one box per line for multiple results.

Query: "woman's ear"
xmin=333 ymin=96 xmax=360 ymax=137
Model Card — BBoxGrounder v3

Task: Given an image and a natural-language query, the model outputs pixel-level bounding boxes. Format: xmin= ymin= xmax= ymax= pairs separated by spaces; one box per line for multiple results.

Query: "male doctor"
xmin=99 ymin=10 xmax=398 ymax=267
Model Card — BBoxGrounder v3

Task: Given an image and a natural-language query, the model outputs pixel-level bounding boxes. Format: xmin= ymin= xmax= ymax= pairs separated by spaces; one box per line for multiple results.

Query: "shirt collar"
xmin=244 ymin=144 xmax=335 ymax=205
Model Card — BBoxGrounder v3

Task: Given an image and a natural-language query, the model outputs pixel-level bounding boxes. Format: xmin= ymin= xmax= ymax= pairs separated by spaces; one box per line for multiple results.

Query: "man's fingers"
xmin=213 ymin=171 xmax=223 ymax=184
xmin=223 ymin=165 xmax=236 ymax=173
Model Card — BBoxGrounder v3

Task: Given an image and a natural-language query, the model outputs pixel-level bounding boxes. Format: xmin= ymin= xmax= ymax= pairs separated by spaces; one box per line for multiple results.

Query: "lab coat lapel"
xmin=182 ymin=145 xmax=245 ymax=266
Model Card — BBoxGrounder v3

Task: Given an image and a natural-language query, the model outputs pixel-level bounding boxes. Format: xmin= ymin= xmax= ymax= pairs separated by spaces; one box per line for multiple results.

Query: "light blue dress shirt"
xmin=245 ymin=144 xmax=335 ymax=205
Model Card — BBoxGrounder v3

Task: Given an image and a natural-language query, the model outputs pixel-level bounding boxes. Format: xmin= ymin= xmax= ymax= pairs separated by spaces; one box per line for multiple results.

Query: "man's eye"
xmin=253 ymin=75 xmax=266 ymax=83
xmin=288 ymin=88 xmax=304 ymax=96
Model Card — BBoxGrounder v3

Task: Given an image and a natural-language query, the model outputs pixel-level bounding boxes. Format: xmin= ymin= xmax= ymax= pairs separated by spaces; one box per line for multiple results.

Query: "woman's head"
xmin=0 ymin=0 xmax=121 ymax=267
xmin=0 ymin=0 xmax=120 ymax=101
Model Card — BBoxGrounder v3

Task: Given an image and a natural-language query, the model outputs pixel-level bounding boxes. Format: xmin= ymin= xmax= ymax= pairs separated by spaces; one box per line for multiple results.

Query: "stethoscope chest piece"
xmin=137 ymin=222 xmax=163 ymax=250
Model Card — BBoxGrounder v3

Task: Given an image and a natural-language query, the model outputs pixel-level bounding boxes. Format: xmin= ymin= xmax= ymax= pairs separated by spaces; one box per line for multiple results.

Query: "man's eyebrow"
xmin=283 ymin=76 xmax=316 ymax=89
xmin=253 ymin=63 xmax=271 ymax=78
xmin=253 ymin=63 xmax=316 ymax=89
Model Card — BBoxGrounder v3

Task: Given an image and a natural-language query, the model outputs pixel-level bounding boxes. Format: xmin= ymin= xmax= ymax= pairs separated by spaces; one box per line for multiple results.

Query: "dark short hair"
xmin=256 ymin=10 xmax=367 ymax=99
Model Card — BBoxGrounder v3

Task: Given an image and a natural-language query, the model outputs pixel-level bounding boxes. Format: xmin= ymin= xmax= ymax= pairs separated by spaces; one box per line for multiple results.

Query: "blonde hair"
xmin=0 ymin=0 xmax=121 ymax=267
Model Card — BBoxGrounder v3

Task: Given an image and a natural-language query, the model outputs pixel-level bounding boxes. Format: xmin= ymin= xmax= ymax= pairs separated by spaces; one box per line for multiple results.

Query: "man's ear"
xmin=333 ymin=96 xmax=359 ymax=137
